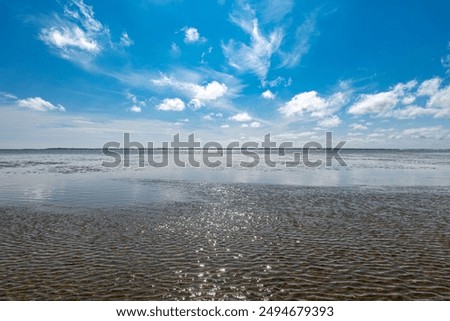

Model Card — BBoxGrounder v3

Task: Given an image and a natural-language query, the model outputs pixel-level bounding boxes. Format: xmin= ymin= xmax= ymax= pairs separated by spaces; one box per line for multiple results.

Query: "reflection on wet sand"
xmin=1 ymin=184 xmax=449 ymax=300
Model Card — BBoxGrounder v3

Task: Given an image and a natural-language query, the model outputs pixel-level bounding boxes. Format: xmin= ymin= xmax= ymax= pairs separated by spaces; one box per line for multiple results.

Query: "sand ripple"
xmin=0 ymin=184 xmax=449 ymax=300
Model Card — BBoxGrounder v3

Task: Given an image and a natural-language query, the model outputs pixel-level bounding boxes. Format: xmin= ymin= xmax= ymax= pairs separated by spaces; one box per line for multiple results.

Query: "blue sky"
xmin=1 ymin=0 xmax=450 ymax=148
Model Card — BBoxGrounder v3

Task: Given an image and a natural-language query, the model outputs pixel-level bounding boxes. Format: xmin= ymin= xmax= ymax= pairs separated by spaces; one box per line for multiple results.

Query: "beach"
xmin=0 ymin=150 xmax=449 ymax=300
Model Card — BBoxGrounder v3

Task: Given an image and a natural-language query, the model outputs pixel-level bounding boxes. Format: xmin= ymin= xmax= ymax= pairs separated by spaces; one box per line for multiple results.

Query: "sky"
xmin=0 ymin=0 xmax=450 ymax=148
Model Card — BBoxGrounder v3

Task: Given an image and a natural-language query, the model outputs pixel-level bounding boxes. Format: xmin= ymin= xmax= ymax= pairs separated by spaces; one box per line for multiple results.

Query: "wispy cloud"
xmin=17 ymin=97 xmax=66 ymax=112
xmin=222 ymin=2 xmax=283 ymax=79
xmin=119 ymin=32 xmax=134 ymax=47
xmin=38 ymin=0 xmax=125 ymax=63
xmin=222 ymin=1 xmax=318 ymax=80
xmin=278 ymin=12 xmax=318 ymax=68
xmin=222 ymin=18 xmax=283 ymax=79
xmin=258 ymin=0 xmax=294 ymax=24
xmin=0 ymin=92 xmax=18 ymax=100
xmin=125 ymin=92 xmax=145 ymax=113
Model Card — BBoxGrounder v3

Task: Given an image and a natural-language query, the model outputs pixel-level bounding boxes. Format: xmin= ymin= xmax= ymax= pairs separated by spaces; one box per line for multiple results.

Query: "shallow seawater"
xmin=0 ymin=150 xmax=449 ymax=300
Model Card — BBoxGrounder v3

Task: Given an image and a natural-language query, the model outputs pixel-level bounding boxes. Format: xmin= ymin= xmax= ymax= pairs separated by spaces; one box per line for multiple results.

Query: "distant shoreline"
xmin=1 ymin=148 xmax=450 ymax=152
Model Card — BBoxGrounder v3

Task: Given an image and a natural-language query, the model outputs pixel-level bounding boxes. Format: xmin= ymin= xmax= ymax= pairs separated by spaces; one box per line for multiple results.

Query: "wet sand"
xmin=1 ymin=183 xmax=449 ymax=300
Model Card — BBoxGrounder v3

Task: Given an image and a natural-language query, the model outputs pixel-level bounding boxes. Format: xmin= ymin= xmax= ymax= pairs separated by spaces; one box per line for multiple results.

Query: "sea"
xmin=0 ymin=149 xmax=449 ymax=300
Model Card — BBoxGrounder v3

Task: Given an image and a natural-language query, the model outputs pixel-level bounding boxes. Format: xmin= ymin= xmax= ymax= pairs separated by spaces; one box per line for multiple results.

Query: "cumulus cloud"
xmin=417 ymin=78 xmax=441 ymax=96
xmin=261 ymin=89 xmax=275 ymax=100
xmin=156 ymin=98 xmax=185 ymax=111
xmin=39 ymin=0 xmax=110 ymax=61
xmin=183 ymin=27 xmax=206 ymax=43
xmin=348 ymin=81 xmax=417 ymax=116
xmin=189 ymin=81 xmax=228 ymax=109
xmin=348 ymin=78 xmax=450 ymax=119
xmin=427 ymin=85 xmax=450 ymax=111
xmin=152 ymin=76 xmax=228 ymax=109
xmin=279 ymin=91 xmax=345 ymax=119
xmin=17 ymin=97 xmax=66 ymax=112
xmin=230 ymin=112 xmax=253 ymax=122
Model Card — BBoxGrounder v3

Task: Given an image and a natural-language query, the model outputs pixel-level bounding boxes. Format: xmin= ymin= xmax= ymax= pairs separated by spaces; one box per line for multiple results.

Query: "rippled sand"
xmin=0 ymin=183 xmax=449 ymax=300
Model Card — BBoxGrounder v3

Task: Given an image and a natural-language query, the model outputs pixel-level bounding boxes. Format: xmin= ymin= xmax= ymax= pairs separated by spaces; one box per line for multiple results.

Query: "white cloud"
xmin=126 ymin=92 xmax=138 ymax=104
xmin=17 ymin=97 xmax=66 ymax=112
xmin=129 ymin=105 xmax=142 ymax=113
xmin=249 ymin=121 xmax=261 ymax=128
xmin=39 ymin=0 xmax=110 ymax=61
xmin=401 ymin=95 xmax=416 ymax=105
xmin=348 ymin=78 xmax=450 ymax=119
xmin=152 ymin=76 xmax=228 ymax=109
xmin=261 ymin=76 xmax=292 ymax=88
xmin=183 ymin=27 xmax=206 ymax=43
xmin=0 ymin=92 xmax=18 ymax=100
xmin=220 ymin=124 xmax=230 ymax=128
xmin=417 ymin=78 xmax=441 ymax=96
xmin=222 ymin=3 xmax=283 ymax=79
xmin=258 ymin=0 xmax=294 ymax=24
xmin=40 ymin=26 xmax=100 ymax=53
xmin=317 ymin=115 xmax=341 ymax=128
xmin=279 ymin=91 xmax=345 ymax=118
xmin=427 ymin=84 xmax=450 ymax=110
xmin=203 ymin=115 xmax=214 ymax=121
xmin=367 ymin=133 xmax=384 ymax=140
xmin=391 ymin=105 xmax=436 ymax=119
xmin=402 ymin=126 xmax=448 ymax=139
xmin=230 ymin=112 xmax=253 ymax=122
xmin=156 ymin=98 xmax=185 ymax=111
xmin=222 ymin=1 xmax=316 ymax=79
xmin=189 ymin=81 xmax=228 ymax=109
xmin=119 ymin=32 xmax=134 ymax=47
xmin=348 ymin=80 xmax=417 ymax=116
xmin=125 ymin=92 xmax=146 ymax=112
xmin=349 ymin=91 xmax=399 ymax=116
xmin=261 ymin=89 xmax=275 ymax=100
xmin=349 ymin=123 xmax=368 ymax=130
